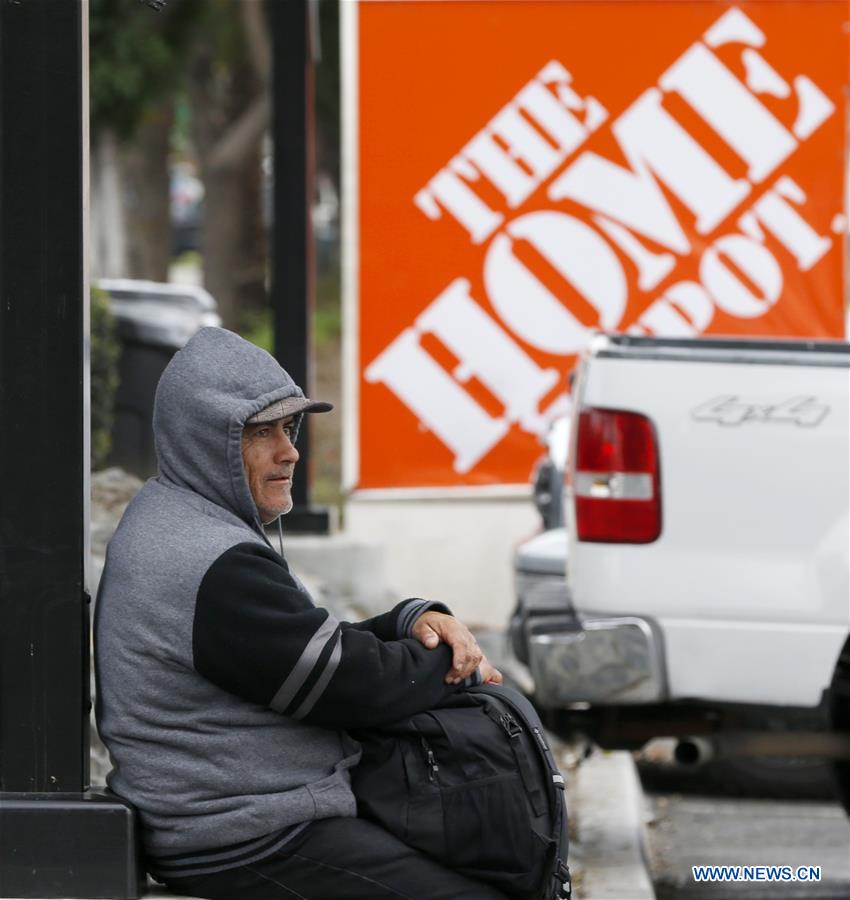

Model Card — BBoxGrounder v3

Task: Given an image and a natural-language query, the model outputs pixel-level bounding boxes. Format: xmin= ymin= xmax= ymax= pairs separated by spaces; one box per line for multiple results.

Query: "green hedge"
xmin=91 ymin=286 xmax=120 ymax=471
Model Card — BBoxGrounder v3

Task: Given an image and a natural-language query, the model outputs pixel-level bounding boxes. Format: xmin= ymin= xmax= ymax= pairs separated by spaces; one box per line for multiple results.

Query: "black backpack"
xmin=350 ymin=684 xmax=571 ymax=900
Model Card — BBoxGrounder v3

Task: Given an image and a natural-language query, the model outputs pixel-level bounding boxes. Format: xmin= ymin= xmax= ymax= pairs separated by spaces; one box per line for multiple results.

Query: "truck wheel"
xmin=830 ymin=640 xmax=850 ymax=815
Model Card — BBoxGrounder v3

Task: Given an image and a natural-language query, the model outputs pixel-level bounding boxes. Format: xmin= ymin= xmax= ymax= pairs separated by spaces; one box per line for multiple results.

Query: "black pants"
xmin=162 ymin=817 xmax=510 ymax=900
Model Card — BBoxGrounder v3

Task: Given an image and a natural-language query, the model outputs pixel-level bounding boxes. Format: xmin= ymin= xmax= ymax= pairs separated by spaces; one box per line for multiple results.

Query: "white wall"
xmin=344 ymin=490 xmax=540 ymax=629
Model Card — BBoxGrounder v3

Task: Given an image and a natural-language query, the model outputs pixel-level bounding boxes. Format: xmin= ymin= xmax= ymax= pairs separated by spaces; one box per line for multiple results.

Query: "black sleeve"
xmin=346 ymin=597 xmax=452 ymax=642
xmin=192 ymin=542 xmax=460 ymax=728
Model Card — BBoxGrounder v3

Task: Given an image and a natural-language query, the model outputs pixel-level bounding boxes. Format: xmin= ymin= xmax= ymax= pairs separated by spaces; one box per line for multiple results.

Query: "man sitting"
xmin=95 ymin=327 xmax=504 ymax=899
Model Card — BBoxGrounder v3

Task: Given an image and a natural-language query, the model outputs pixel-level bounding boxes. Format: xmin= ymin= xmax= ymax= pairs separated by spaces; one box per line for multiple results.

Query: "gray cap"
xmin=246 ymin=396 xmax=333 ymax=424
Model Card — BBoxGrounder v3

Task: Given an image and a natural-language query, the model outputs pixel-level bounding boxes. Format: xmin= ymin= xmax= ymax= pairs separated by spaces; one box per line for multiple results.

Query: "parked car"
xmin=170 ymin=165 xmax=204 ymax=257
xmin=529 ymin=415 xmax=570 ymax=532
xmin=97 ymin=279 xmax=221 ymax=478
xmin=510 ymin=417 xmax=572 ymax=669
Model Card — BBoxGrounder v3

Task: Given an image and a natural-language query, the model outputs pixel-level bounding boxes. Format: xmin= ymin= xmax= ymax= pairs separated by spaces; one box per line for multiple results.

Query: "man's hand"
xmin=479 ymin=657 xmax=503 ymax=685
xmin=411 ymin=610 xmax=485 ymax=684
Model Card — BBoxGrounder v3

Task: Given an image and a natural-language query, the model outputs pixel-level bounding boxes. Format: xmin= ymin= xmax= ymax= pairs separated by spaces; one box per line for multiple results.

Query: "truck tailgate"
xmin=568 ymin=339 xmax=850 ymax=706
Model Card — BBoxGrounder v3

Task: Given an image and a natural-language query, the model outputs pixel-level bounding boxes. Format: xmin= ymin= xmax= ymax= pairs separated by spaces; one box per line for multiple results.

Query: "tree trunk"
xmin=201 ymin=166 xmax=243 ymax=330
xmin=235 ymin=140 xmax=268 ymax=321
xmin=186 ymin=1 xmax=270 ymax=332
xmin=120 ymin=102 xmax=174 ymax=282
xmin=90 ymin=129 xmax=129 ymax=279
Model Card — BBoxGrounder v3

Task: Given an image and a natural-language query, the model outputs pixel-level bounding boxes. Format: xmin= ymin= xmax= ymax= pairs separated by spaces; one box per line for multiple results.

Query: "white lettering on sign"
xmin=742 ymin=50 xmax=791 ymax=99
xmin=369 ymin=6 xmax=839 ymax=476
xmin=413 ymin=61 xmax=607 ymax=243
xmin=594 ymin=216 xmax=677 ymax=293
xmin=549 ymin=145 xmax=691 ymax=256
xmin=365 ymin=279 xmax=564 ymax=471
xmin=791 ymin=77 xmax=834 ymax=140
xmin=700 ymin=234 xmax=783 ymax=318
xmin=660 ymin=43 xmax=796 ymax=183
xmin=704 ymin=6 xmax=765 ymax=49
xmin=364 ymin=327 xmax=508 ymax=474
xmin=416 ymin=279 xmax=560 ymax=433
xmin=414 ymin=166 xmax=504 ymax=245
xmin=638 ymin=282 xmax=715 ymax=338
xmin=614 ymin=88 xmax=751 ymax=236
xmin=484 ymin=211 xmax=627 ymax=354
xmin=705 ymin=7 xmax=835 ymax=142
xmin=739 ymin=177 xmax=832 ymax=272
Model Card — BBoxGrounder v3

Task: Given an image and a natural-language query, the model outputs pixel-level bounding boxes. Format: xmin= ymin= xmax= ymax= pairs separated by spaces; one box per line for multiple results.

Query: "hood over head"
xmin=153 ymin=327 xmax=328 ymax=531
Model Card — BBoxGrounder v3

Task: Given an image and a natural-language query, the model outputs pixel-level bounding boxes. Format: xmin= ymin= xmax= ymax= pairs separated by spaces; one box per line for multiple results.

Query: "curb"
xmin=575 ymin=749 xmax=656 ymax=900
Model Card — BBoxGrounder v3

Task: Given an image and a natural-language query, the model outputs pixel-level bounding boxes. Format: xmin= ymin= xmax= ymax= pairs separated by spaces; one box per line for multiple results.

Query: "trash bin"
xmin=97 ymin=279 xmax=221 ymax=479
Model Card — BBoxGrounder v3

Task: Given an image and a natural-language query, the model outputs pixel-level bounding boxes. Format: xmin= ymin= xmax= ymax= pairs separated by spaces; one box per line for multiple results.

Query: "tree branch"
xmin=207 ymin=92 xmax=270 ymax=173
xmin=240 ymin=0 xmax=271 ymax=86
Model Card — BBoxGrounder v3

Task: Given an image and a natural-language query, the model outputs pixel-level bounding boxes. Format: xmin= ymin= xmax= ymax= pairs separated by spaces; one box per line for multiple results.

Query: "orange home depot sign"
xmin=353 ymin=1 xmax=848 ymax=490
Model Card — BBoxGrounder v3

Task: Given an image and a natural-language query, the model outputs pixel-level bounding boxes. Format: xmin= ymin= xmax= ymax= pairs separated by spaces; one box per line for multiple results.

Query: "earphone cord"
xmin=277 ymin=516 xmax=284 ymax=556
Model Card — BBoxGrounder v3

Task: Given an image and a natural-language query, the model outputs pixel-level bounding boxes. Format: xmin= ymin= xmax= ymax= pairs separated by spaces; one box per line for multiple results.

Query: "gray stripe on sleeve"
xmin=270 ymin=614 xmax=339 ymax=713
xmin=397 ymin=598 xmax=427 ymax=638
xmin=291 ymin=632 xmax=343 ymax=720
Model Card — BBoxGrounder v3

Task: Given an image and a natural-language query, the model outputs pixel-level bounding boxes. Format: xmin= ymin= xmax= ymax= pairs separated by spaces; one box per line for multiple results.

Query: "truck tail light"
xmin=572 ymin=407 xmax=661 ymax=543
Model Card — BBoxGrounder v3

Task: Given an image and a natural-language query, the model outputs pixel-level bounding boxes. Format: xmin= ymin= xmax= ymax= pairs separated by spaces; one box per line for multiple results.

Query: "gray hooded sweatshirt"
xmin=94 ymin=327 xmax=460 ymax=877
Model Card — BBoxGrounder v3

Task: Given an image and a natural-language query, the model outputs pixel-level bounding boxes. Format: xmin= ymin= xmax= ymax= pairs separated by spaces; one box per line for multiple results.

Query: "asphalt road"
xmin=642 ymin=774 xmax=850 ymax=900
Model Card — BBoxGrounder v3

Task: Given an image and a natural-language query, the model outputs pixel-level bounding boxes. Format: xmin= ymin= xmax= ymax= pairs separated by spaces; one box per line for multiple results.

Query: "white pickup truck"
xmin=515 ymin=333 xmax=850 ymax=809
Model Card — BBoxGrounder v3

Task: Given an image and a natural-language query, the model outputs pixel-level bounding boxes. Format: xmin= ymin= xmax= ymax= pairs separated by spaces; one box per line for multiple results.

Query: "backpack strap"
xmin=483 ymin=704 xmax=546 ymax=817
xmin=557 ymin=859 xmax=572 ymax=899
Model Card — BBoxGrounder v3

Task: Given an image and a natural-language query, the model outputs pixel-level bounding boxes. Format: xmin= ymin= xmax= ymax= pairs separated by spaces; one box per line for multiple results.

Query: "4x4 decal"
xmin=692 ymin=395 xmax=829 ymax=427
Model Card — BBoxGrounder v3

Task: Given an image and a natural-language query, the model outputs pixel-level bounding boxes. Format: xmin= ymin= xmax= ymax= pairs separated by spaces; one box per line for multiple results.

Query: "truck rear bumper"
xmin=529 ymin=616 xmax=667 ymax=707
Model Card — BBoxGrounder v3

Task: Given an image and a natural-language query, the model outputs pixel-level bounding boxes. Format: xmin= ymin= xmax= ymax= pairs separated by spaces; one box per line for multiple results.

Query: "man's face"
xmin=241 ymin=416 xmax=300 ymax=523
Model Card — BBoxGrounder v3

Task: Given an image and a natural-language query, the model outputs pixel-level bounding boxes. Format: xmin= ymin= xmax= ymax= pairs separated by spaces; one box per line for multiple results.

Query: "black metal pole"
xmin=0 ymin=4 xmax=142 ymax=896
xmin=270 ymin=0 xmax=329 ymax=535
xmin=0 ymin=0 xmax=88 ymax=796
xmin=271 ymin=0 xmax=311 ymax=504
